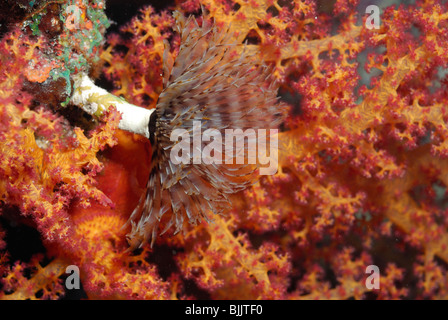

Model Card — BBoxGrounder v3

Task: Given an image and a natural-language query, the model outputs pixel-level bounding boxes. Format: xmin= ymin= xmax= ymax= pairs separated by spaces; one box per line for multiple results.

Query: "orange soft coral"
xmin=2 ymin=0 xmax=448 ymax=300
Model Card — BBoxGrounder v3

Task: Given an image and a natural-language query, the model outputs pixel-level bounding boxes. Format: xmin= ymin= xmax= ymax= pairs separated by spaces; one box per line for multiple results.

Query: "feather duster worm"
xmin=124 ymin=11 xmax=286 ymax=249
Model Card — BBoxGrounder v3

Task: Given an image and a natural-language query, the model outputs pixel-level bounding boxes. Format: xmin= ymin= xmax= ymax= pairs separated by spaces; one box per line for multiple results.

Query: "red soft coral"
xmin=2 ymin=0 xmax=448 ymax=300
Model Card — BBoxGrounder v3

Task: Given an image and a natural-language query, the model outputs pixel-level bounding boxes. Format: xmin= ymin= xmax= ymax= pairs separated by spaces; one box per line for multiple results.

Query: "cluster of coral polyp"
xmin=1 ymin=0 xmax=448 ymax=299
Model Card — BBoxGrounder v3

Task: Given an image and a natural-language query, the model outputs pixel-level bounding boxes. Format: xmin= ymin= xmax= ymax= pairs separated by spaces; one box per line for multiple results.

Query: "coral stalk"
xmin=71 ymin=72 xmax=155 ymax=138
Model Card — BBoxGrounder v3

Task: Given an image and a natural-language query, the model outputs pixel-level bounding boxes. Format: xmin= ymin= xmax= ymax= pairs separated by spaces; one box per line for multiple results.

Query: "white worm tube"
xmin=71 ymin=73 xmax=155 ymax=139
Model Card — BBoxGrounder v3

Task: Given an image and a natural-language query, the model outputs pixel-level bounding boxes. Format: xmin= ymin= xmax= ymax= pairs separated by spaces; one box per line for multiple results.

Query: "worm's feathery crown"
xmin=125 ymin=10 xmax=287 ymax=249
